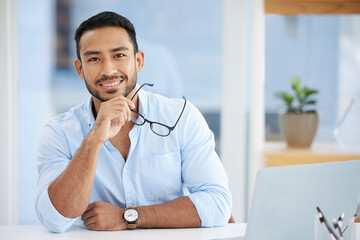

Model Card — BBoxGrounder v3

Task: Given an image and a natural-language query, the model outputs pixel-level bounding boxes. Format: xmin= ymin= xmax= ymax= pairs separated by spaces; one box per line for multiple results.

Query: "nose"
xmin=101 ymin=59 xmax=117 ymax=76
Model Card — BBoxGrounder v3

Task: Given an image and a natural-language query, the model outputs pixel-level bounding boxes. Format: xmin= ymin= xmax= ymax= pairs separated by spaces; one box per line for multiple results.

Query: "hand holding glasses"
xmin=130 ymin=83 xmax=187 ymax=137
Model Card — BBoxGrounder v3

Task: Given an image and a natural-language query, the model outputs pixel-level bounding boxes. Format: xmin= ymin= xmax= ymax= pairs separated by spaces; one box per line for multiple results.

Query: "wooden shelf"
xmin=266 ymin=0 xmax=360 ymax=15
xmin=265 ymin=142 xmax=360 ymax=167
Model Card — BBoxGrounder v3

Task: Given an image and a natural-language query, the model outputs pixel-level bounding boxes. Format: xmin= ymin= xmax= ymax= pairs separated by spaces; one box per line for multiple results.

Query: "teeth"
xmin=102 ymin=82 xmax=120 ymax=87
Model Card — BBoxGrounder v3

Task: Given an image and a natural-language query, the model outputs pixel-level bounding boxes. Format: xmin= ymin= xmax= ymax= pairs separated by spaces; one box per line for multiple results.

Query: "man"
xmin=36 ymin=11 xmax=231 ymax=233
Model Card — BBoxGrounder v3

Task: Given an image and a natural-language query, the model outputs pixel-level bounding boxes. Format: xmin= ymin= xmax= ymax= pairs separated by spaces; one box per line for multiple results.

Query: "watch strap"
xmin=126 ymin=222 xmax=137 ymax=230
xmin=124 ymin=206 xmax=138 ymax=230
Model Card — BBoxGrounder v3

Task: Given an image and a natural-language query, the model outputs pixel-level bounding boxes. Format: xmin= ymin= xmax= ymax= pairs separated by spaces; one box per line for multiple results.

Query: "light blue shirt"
xmin=36 ymin=87 xmax=232 ymax=233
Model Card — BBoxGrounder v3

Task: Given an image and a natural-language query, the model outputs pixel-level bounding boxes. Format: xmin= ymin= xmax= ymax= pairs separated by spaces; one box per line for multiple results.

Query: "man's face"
xmin=74 ymin=26 xmax=144 ymax=102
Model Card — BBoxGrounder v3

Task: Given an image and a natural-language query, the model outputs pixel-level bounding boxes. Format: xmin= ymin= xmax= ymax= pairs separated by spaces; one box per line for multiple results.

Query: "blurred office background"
xmin=1 ymin=0 xmax=359 ymax=225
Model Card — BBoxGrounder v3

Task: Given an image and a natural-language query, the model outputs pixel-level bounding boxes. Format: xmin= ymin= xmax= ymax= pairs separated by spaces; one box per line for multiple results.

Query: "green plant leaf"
xmin=291 ymin=76 xmax=301 ymax=98
xmin=275 ymin=76 xmax=318 ymax=114
xmin=303 ymin=87 xmax=318 ymax=97
xmin=303 ymin=100 xmax=316 ymax=105
xmin=275 ymin=92 xmax=294 ymax=105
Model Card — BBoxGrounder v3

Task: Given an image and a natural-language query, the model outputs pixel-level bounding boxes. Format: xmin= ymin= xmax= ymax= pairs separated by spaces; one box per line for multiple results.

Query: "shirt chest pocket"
xmin=140 ymin=151 xmax=182 ymax=202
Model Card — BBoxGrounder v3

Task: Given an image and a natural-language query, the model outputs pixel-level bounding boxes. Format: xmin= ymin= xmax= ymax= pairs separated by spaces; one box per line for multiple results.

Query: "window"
xmin=265 ymin=15 xmax=360 ymax=149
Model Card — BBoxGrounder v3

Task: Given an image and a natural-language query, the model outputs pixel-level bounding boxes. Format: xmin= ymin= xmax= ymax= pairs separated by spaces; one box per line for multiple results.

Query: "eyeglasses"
xmin=130 ymin=83 xmax=187 ymax=137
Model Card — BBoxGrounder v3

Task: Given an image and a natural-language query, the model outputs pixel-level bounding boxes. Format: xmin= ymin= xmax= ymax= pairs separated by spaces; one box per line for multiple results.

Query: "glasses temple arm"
xmin=130 ymin=83 xmax=154 ymax=101
xmin=171 ymin=96 xmax=187 ymax=129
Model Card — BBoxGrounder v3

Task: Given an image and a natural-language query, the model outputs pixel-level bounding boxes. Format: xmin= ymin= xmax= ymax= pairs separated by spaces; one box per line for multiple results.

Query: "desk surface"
xmin=0 ymin=223 xmax=246 ymax=240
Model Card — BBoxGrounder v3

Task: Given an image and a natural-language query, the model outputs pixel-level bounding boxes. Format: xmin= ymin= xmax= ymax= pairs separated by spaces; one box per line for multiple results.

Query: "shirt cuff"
xmin=36 ymin=188 xmax=78 ymax=233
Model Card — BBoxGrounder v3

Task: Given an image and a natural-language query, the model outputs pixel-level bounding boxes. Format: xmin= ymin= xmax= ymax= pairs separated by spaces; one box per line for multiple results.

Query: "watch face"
xmin=124 ymin=209 xmax=138 ymax=222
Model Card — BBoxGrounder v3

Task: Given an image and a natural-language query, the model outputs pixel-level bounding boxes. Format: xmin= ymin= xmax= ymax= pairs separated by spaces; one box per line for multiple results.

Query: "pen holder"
xmin=341 ymin=221 xmax=358 ymax=240
xmin=314 ymin=215 xmax=358 ymax=240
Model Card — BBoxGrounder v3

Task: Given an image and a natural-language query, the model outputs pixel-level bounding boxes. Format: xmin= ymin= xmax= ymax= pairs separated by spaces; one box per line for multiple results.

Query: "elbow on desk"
xmin=35 ymin=208 xmax=73 ymax=233
xmin=212 ymin=200 xmax=232 ymax=227
xmin=202 ymin=205 xmax=231 ymax=228
xmin=195 ymin=190 xmax=232 ymax=228
xmin=35 ymin=193 xmax=77 ymax=233
xmin=213 ymin=187 xmax=232 ymax=227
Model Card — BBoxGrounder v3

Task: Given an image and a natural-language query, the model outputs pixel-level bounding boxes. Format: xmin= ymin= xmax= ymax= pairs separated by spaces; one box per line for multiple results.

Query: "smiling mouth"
xmin=98 ymin=77 xmax=125 ymax=89
xmin=101 ymin=81 xmax=120 ymax=87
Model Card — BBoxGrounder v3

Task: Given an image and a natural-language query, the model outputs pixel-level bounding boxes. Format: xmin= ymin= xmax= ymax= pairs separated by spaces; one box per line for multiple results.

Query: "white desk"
xmin=0 ymin=223 xmax=246 ymax=240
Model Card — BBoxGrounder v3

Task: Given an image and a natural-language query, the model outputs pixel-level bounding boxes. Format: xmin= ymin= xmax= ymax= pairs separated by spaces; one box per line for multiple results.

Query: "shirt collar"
xmin=86 ymin=96 xmax=95 ymax=128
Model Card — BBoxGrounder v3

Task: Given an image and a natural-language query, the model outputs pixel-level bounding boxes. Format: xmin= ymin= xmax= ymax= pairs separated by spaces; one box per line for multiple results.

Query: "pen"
xmin=316 ymin=207 xmax=339 ymax=240
xmin=333 ymin=218 xmax=342 ymax=239
xmin=333 ymin=213 xmax=344 ymax=236
xmin=337 ymin=213 xmax=344 ymax=229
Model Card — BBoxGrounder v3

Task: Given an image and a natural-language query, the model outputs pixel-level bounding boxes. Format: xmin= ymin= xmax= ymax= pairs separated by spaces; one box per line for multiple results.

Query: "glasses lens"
xmin=131 ymin=112 xmax=145 ymax=125
xmin=151 ymin=123 xmax=170 ymax=136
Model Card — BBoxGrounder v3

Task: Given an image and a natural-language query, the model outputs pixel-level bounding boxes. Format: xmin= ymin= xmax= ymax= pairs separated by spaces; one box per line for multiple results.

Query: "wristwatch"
xmin=123 ymin=206 xmax=139 ymax=230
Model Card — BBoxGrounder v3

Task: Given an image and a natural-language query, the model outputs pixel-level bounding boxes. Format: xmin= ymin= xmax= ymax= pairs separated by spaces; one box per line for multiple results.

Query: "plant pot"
xmin=280 ymin=113 xmax=319 ymax=148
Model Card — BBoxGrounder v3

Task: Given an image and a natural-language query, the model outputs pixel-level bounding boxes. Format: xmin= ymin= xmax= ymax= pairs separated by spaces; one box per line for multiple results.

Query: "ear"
xmin=74 ymin=59 xmax=84 ymax=79
xmin=135 ymin=50 xmax=144 ymax=73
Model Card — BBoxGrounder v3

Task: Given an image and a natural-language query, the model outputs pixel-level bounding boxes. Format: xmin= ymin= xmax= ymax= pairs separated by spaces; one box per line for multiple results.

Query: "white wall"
xmin=221 ymin=0 xmax=249 ymax=222
xmin=0 ymin=0 xmax=19 ymax=225
xmin=221 ymin=0 xmax=265 ymax=222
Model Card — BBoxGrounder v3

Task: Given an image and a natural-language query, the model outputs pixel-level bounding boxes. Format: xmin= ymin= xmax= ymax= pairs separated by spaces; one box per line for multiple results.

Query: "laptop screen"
xmin=245 ymin=160 xmax=360 ymax=240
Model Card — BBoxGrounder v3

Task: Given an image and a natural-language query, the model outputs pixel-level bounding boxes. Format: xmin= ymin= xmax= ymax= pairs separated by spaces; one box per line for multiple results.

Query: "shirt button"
xmin=105 ymin=141 xmax=109 ymax=146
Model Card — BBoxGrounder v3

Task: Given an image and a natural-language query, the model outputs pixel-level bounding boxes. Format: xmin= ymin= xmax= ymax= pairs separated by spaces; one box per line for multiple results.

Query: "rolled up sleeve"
xmin=36 ymin=122 xmax=78 ymax=233
xmin=180 ymin=103 xmax=232 ymax=227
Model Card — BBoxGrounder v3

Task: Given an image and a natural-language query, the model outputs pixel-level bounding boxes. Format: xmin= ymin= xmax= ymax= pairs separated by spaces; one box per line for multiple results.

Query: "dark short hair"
xmin=74 ymin=11 xmax=138 ymax=60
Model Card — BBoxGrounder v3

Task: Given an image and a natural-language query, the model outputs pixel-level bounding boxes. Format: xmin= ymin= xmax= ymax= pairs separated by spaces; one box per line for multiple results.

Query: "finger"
xmin=104 ymin=97 xmax=134 ymax=113
xmin=83 ymin=216 xmax=96 ymax=227
xmin=129 ymin=100 xmax=135 ymax=109
xmin=114 ymin=97 xmax=136 ymax=110
xmin=116 ymin=107 xmax=129 ymax=122
xmin=86 ymin=223 xmax=99 ymax=231
xmin=108 ymin=95 xmax=135 ymax=108
xmin=115 ymin=109 xmax=130 ymax=125
xmin=82 ymin=209 xmax=94 ymax=221
xmin=112 ymin=102 xmax=132 ymax=122
xmin=100 ymin=102 xmax=133 ymax=125
xmin=82 ymin=201 xmax=100 ymax=220
xmin=119 ymin=116 xmax=127 ymax=125
xmin=117 ymin=101 xmax=134 ymax=114
xmin=83 ymin=203 xmax=95 ymax=215
xmin=106 ymin=103 xmax=130 ymax=121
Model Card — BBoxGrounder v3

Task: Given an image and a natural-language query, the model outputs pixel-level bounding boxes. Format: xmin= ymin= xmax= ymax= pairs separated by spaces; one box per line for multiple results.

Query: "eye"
xmin=115 ymin=53 xmax=125 ymax=58
xmin=88 ymin=57 xmax=99 ymax=62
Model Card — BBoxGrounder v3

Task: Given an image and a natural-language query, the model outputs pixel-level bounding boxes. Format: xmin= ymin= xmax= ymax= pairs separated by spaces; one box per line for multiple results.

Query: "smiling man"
xmin=35 ymin=12 xmax=231 ymax=232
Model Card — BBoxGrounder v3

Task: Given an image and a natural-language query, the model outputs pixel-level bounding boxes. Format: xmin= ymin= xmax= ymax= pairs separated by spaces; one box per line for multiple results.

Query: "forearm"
xmin=137 ymin=196 xmax=201 ymax=228
xmin=48 ymin=133 xmax=103 ymax=218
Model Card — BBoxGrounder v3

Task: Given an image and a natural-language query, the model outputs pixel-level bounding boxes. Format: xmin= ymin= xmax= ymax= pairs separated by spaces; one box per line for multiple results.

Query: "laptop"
xmin=219 ymin=160 xmax=360 ymax=240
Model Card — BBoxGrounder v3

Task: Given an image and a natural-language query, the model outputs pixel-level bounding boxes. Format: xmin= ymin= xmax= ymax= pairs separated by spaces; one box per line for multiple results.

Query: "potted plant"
xmin=275 ymin=76 xmax=319 ymax=148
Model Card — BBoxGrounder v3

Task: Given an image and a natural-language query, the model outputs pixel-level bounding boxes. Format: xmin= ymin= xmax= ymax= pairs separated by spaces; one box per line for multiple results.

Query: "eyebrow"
xmin=83 ymin=47 xmax=130 ymax=57
xmin=111 ymin=47 xmax=129 ymax=52
xmin=83 ymin=50 xmax=101 ymax=56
